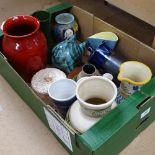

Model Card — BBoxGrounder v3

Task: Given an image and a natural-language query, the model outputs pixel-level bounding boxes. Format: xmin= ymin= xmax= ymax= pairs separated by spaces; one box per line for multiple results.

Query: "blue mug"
xmin=48 ymin=79 xmax=77 ymax=118
xmin=88 ymin=44 xmax=127 ymax=81
xmin=88 ymin=42 xmax=112 ymax=68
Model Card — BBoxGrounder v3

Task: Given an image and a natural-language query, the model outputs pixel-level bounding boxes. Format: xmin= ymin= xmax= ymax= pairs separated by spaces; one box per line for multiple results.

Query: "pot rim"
xmin=1 ymin=15 xmax=40 ymax=38
xmin=55 ymin=13 xmax=74 ymax=25
xmin=76 ymin=76 xmax=117 ymax=110
xmin=48 ymin=79 xmax=77 ymax=102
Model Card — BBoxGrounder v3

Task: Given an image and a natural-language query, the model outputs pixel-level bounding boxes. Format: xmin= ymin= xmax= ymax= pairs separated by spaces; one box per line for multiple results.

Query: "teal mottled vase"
xmin=52 ymin=35 xmax=86 ymax=73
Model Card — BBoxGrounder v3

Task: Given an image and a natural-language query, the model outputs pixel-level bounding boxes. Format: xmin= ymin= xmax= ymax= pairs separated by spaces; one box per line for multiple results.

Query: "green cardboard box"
xmin=0 ymin=2 xmax=155 ymax=155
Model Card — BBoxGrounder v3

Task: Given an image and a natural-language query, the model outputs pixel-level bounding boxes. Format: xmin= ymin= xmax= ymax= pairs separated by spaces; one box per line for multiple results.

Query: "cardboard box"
xmin=0 ymin=2 xmax=155 ymax=155
xmin=105 ymin=0 xmax=155 ymax=27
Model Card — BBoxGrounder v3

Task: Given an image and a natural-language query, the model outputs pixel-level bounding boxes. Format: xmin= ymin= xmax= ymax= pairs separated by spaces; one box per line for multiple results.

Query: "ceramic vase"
xmin=1 ymin=15 xmax=48 ymax=82
xmin=68 ymin=76 xmax=117 ymax=133
xmin=54 ymin=13 xmax=78 ymax=42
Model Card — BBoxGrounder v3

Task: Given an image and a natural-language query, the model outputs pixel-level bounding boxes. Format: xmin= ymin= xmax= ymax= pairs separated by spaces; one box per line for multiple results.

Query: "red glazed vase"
xmin=1 ymin=15 xmax=48 ymax=82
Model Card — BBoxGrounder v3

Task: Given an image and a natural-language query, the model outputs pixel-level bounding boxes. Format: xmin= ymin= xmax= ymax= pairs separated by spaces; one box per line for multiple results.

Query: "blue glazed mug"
xmin=88 ymin=44 xmax=126 ymax=77
xmin=87 ymin=32 xmax=118 ymax=50
xmin=48 ymin=79 xmax=77 ymax=118
xmin=88 ymin=42 xmax=112 ymax=68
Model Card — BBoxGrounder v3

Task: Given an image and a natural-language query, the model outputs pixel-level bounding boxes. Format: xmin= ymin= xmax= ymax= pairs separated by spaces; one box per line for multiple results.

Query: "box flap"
xmin=93 ymin=17 xmax=155 ymax=74
xmin=70 ymin=6 xmax=94 ymax=41
xmin=93 ymin=17 xmax=140 ymax=60
xmin=137 ymin=42 xmax=155 ymax=73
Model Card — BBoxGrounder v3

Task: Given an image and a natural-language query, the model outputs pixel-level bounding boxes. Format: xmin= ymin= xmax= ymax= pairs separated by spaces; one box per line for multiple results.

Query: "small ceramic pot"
xmin=76 ymin=76 xmax=117 ymax=117
xmin=48 ymin=79 xmax=77 ymax=118
xmin=77 ymin=64 xmax=100 ymax=80
xmin=54 ymin=13 xmax=78 ymax=42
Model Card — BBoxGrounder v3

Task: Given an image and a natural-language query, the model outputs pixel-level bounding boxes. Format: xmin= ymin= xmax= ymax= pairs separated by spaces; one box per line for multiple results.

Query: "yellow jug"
xmin=118 ymin=61 xmax=152 ymax=98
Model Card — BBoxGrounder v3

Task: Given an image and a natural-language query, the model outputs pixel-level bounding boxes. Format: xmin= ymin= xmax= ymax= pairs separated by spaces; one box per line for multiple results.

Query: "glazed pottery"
xmin=118 ymin=61 xmax=152 ymax=98
xmin=88 ymin=42 xmax=113 ymax=69
xmin=32 ymin=10 xmax=53 ymax=63
xmin=103 ymin=53 xmax=127 ymax=78
xmin=52 ymin=35 xmax=86 ymax=73
xmin=88 ymin=46 xmax=127 ymax=82
xmin=68 ymin=100 xmax=117 ymax=133
xmin=115 ymin=87 xmax=125 ymax=104
xmin=48 ymin=79 xmax=76 ymax=118
xmin=68 ymin=100 xmax=100 ymax=133
xmin=76 ymin=76 xmax=117 ymax=117
xmin=54 ymin=13 xmax=78 ymax=42
xmin=1 ymin=15 xmax=48 ymax=82
xmin=87 ymin=32 xmax=118 ymax=50
xmin=77 ymin=63 xmax=100 ymax=80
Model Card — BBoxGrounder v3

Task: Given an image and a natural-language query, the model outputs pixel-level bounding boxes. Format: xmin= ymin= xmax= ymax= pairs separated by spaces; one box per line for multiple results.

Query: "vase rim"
xmin=55 ymin=13 xmax=74 ymax=25
xmin=1 ymin=15 xmax=40 ymax=38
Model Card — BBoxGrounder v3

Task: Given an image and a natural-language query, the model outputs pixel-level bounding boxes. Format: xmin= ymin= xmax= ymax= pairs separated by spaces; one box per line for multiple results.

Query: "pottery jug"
xmin=52 ymin=35 xmax=86 ymax=73
xmin=118 ymin=61 xmax=152 ymax=98
xmin=1 ymin=15 xmax=48 ymax=82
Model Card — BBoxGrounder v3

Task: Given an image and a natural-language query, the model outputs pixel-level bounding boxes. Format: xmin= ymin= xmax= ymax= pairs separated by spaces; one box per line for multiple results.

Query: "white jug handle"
xmin=102 ymin=73 xmax=113 ymax=81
